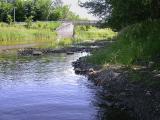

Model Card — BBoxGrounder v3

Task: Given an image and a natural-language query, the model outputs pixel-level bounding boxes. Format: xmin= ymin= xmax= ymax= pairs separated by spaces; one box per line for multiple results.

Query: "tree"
xmin=53 ymin=0 xmax=63 ymax=7
xmin=0 ymin=1 xmax=13 ymax=22
xmin=24 ymin=0 xmax=35 ymax=19
xmin=14 ymin=0 xmax=25 ymax=21
xmin=80 ymin=0 xmax=160 ymax=30
xmin=80 ymin=0 xmax=111 ymax=19
xmin=34 ymin=0 xmax=53 ymax=21
xmin=49 ymin=5 xmax=80 ymax=21
xmin=0 ymin=0 xmax=80 ymax=22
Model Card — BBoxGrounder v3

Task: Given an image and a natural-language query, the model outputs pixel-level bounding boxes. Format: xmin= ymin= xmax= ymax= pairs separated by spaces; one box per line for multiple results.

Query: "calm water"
xmin=0 ymin=53 xmax=98 ymax=120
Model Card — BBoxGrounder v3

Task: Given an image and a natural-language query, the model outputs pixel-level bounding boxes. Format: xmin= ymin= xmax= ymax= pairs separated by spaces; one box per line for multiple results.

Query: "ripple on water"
xmin=0 ymin=52 xmax=97 ymax=120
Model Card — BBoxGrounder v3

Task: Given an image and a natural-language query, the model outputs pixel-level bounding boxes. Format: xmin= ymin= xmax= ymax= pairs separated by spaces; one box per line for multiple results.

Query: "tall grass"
xmin=0 ymin=22 xmax=59 ymax=46
xmin=88 ymin=20 xmax=160 ymax=65
xmin=0 ymin=26 xmax=57 ymax=46
xmin=75 ymin=26 xmax=116 ymax=41
xmin=31 ymin=21 xmax=60 ymax=30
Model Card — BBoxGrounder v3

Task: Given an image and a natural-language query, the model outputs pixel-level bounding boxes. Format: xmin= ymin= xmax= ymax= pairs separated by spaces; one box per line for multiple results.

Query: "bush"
xmin=7 ymin=15 xmax=13 ymax=25
xmin=25 ymin=16 xmax=33 ymax=28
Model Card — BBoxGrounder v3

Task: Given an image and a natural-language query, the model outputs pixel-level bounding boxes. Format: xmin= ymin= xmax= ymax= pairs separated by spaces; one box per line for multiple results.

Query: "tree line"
xmin=81 ymin=0 xmax=160 ymax=30
xmin=0 ymin=0 xmax=80 ymax=22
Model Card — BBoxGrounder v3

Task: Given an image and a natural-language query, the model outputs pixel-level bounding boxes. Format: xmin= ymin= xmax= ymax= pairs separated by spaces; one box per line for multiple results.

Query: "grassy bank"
xmin=0 ymin=22 xmax=60 ymax=47
xmin=0 ymin=22 xmax=116 ymax=49
xmin=75 ymin=26 xmax=116 ymax=41
xmin=88 ymin=20 xmax=160 ymax=66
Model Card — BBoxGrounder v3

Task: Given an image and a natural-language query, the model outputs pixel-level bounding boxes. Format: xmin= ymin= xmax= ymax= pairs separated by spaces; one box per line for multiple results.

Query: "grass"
xmin=75 ymin=26 xmax=116 ymax=41
xmin=58 ymin=38 xmax=74 ymax=47
xmin=0 ymin=26 xmax=56 ymax=45
xmin=0 ymin=22 xmax=116 ymax=49
xmin=0 ymin=22 xmax=60 ymax=47
xmin=88 ymin=19 xmax=160 ymax=65
xmin=31 ymin=21 xmax=60 ymax=31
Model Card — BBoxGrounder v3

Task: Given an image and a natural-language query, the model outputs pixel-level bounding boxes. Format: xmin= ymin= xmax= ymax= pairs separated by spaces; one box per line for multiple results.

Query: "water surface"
xmin=0 ymin=53 xmax=97 ymax=120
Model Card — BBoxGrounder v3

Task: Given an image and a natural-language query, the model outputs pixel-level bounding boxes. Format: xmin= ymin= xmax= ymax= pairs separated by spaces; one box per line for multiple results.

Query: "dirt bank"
xmin=72 ymin=43 xmax=160 ymax=120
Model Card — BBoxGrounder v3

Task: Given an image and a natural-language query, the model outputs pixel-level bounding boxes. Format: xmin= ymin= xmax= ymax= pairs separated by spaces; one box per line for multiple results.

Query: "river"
xmin=0 ymin=52 xmax=100 ymax=120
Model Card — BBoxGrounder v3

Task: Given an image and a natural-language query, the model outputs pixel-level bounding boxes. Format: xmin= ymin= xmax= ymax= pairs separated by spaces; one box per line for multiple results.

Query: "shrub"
xmin=7 ymin=15 xmax=13 ymax=25
xmin=25 ymin=16 xmax=33 ymax=28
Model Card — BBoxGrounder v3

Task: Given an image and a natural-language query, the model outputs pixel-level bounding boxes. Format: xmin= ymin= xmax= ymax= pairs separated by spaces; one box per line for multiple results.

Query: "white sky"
xmin=62 ymin=0 xmax=98 ymax=20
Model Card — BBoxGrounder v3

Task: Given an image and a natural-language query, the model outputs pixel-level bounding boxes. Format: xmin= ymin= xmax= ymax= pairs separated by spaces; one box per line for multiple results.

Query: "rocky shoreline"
xmin=72 ymin=43 xmax=160 ymax=120
xmin=17 ymin=40 xmax=113 ymax=56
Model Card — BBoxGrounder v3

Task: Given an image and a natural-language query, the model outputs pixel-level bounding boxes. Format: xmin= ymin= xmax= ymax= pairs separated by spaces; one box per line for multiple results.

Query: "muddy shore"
xmin=72 ymin=41 xmax=160 ymax=120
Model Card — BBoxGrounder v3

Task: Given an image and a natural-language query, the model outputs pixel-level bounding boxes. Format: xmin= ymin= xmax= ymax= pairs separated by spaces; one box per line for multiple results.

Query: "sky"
xmin=62 ymin=0 xmax=98 ymax=20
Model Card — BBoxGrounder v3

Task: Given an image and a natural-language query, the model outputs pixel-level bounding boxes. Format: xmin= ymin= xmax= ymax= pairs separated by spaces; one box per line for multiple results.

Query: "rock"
xmin=106 ymin=70 xmax=121 ymax=80
xmin=66 ymin=52 xmax=74 ymax=55
xmin=152 ymin=70 xmax=158 ymax=73
xmin=148 ymin=61 xmax=154 ymax=68
xmin=18 ymin=48 xmax=33 ymax=56
xmin=33 ymin=51 xmax=43 ymax=56
xmin=74 ymin=68 xmax=87 ymax=74
xmin=145 ymin=91 xmax=152 ymax=96
xmin=88 ymin=68 xmax=97 ymax=76
xmin=104 ymin=101 xmax=114 ymax=107
xmin=120 ymin=92 xmax=127 ymax=96
xmin=113 ymin=72 xmax=121 ymax=79
xmin=89 ymin=68 xmax=94 ymax=72
xmin=105 ymin=93 xmax=115 ymax=100
xmin=154 ymin=74 xmax=160 ymax=78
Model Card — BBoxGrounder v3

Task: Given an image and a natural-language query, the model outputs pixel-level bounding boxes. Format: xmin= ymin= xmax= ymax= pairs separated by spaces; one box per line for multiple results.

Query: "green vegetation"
xmin=0 ymin=22 xmax=58 ymax=46
xmin=82 ymin=0 xmax=160 ymax=88
xmin=0 ymin=0 xmax=80 ymax=22
xmin=31 ymin=21 xmax=60 ymax=30
xmin=25 ymin=16 xmax=34 ymax=28
xmin=75 ymin=26 xmax=116 ymax=41
xmin=81 ymin=0 xmax=160 ymax=30
xmin=0 ymin=0 xmax=117 ymax=49
xmin=0 ymin=21 xmax=116 ymax=47
xmin=7 ymin=15 xmax=13 ymax=25
xmin=58 ymin=38 xmax=73 ymax=47
xmin=0 ymin=51 xmax=17 ymax=61
xmin=88 ymin=20 xmax=160 ymax=65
